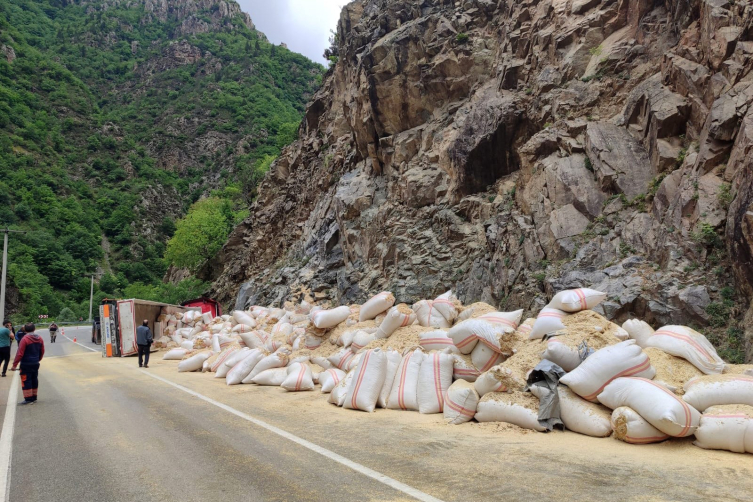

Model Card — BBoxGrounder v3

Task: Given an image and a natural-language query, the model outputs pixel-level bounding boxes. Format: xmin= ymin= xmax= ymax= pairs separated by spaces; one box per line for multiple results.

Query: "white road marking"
xmin=142 ymin=371 xmax=445 ymax=502
xmin=0 ymin=371 xmax=19 ymax=502
xmin=61 ymin=332 xmax=99 ymax=353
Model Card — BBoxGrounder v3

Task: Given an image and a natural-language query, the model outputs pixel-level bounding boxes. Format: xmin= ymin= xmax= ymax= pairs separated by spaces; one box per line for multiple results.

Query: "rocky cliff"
xmin=211 ymin=0 xmax=753 ymax=363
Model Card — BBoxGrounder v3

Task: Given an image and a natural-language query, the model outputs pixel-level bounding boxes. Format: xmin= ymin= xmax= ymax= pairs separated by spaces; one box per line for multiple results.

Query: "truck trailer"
xmin=100 ymin=299 xmax=200 ymax=357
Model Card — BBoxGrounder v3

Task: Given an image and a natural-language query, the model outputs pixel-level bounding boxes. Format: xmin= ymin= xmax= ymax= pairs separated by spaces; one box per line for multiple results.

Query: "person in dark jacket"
xmin=49 ymin=322 xmax=58 ymax=343
xmin=11 ymin=323 xmax=45 ymax=405
xmin=15 ymin=326 xmax=25 ymax=344
xmin=136 ymin=320 xmax=153 ymax=368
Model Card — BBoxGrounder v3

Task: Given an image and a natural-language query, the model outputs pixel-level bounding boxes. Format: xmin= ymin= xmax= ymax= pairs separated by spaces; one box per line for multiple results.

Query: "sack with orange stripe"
xmin=598 ymin=377 xmax=701 ymax=437
xmin=311 ymin=305 xmax=351 ymax=329
xmin=693 ymin=405 xmax=753 ymax=453
xmin=645 ymin=325 xmax=726 ymax=374
xmin=387 ymin=349 xmax=425 ymax=411
xmin=444 ymin=380 xmax=479 ymax=424
xmin=474 ymin=366 xmax=526 ymax=396
xmin=470 ymin=343 xmax=504 ymax=373
xmin=610 ymin=406 xmax=670 ymax=444
xmin=359 ymin=292 xmax=396 ymax=322
xmin=419 ymin=330 xmax=458 ymax=352
xmin=452 ymin=353 xmax=480 ymax=382
xmin=244 ymin=352 xmax=288 ymax=383
xmin=560 ymin=340 xmax=655 ymax=402
xmin=529 ymin=307 xmax=569 ymax=340
xmin=377 ymin=350 xmax=402 ymax=408
xmin=548 ymin=288 xmax=606 ymax=312
xmin=351 ymin=330 xmax=377 ymax=352
xmin=343 ymin=349 xmax=388 ymax=412
xmin=417 ymin=352 xmax=454 ymax=414
xmin=320 ymin=368 xmax=346 ymax=393
xmin=682 ymin=374 xmax=753 ymax=411
xmin=413 ymin=291 xmax=459 ymax=329
xmin=232 ymin=310 xmax=257 ymax=328
xmin=328 ymin=370 xmax=355 ymax=406
xmin=375 ymin=305 xmax=417 ymax=338
xmin=281 ymin=362 xmax=315 ymax=391
xmin=621 ymin=319 xmax=654 ymax=348
xmin=448 ymin=318 xmax=513 ymax=355
xmin=226 ymin=349 xmax=265 ymax=385
xmin=328 ymin=347 xmax=357 ymax=370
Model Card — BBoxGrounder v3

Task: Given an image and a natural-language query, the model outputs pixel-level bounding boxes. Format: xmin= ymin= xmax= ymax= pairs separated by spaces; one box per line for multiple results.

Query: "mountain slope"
xmin=211 ymin=0 xmax=753 ymax=363
xmin=0 ymin=0 xmax=323 ymax=319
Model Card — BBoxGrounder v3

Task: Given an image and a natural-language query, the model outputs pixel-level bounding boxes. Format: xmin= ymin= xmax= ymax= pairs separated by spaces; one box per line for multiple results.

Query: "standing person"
xmin=49 ymin=322 xmax=58 ymax=343
xmin=136 ymin=320 xmax=153 ymax=368
xmin=0 ymin=321 xmax=14 ymax=377
xmin=15 ymin=325 xmax=26 ymax=345
xmin=10 ymin=323 xmax=45 ymax=405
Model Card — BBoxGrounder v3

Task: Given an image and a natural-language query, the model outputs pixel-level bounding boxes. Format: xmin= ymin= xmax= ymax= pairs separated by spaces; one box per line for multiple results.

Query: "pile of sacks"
xmin=158 ymin=288 xmax=753 ymax=455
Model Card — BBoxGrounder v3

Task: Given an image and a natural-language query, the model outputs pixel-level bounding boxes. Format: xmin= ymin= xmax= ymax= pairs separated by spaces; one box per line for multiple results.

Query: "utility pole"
xmin=89 ymin=274 xmax=95 ymax=322
xmin=0 ymin=228 xmax=26 ymax=323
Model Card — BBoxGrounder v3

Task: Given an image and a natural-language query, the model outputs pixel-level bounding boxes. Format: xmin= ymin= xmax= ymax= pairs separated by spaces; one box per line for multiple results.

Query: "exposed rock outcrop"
xmin=211 ymin=0 xmax=753 ymax=362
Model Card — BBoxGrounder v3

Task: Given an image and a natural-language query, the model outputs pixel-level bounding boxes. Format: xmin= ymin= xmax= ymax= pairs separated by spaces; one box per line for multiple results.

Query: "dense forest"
xmin=0 ymin=0 xmax=323 ymax=321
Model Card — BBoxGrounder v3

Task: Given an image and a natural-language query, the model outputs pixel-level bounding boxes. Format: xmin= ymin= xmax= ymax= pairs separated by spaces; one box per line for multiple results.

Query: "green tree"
xmin=164 ymin=197 xmax=237 ymax=270
xmin=58 ymin=307 xmax=76 ymax=322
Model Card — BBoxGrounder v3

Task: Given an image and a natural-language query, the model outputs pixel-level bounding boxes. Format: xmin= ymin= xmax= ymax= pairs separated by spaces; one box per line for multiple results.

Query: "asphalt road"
xmin=0 ymin=327 xmax=751 ymax=502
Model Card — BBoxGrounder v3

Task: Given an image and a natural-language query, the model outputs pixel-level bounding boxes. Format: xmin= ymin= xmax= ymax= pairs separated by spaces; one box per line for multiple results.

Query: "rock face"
xmin=211 ymin=0 xmax=753 ymax=362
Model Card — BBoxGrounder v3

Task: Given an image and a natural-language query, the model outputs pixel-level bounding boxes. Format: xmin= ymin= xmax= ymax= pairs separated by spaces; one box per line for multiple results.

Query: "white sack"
xmin=378 ymin=350 xmax=402 ymax=408
xmin=281 ymin=363 xmax=315 ymax=391
xmin=558 ymin=386 xmax=612 ymax=437
xmin=598 ymin=377 xmax=700 ymax=437
xmin=529 ymin=307 xmax=568 ymax=340
xmin=252 ymin=367 xmax=288 ymax=386
xmin=540 ymin=339 xmax=582 ymax=372
xmin=343 ymin=349 xmax=387 ymax=412
xmin=178 ymin=352 xmax=211 ymax=372
xmin=474 ymin=394 xmax=546 ymax=432
xmin=611 ymin=406 xmax=670 ymax=444
xmin=375 ymin=306 xmax=416 ymax=338
xmin=239 ymin=332 xmax=265 ymax=349
xmin=477 ymin=310 xmax=524 ymax=331
xmin=646 ymin=326 xmax=726 ymax=374
xmin=471 ymin=342 xmax=505 ymax=373
xmin=359 ymin=292 xmax=396 ymax=322
xmin=320 ymin=368 xmax=346 ymax=393
xmin=180 ymin=340 xmax=195 ymax=351
xmin=474 ymin=366 xmax=526 ymax=397
xmin=224 ymin=347 xmax=251 ymax=368
xmin=560 ymin=340 xmax=655 ymax=402
xmin=444 ymin=379 xmax=479 ymax=424
xmin=682 ymin=374 xmax=753 ymax=411
xmin=452 ymin=354 xmax=480 ymax=382
xmin=351 ymin=330 xmax=377 ymax=352
xmin=693 ymin=405 xmax=753 ymax=454
xmin=417 ymin=353 xmax=454 ymax=414
xmin=226 ymin=349 xmax=265 ymax=385
xmin=233 ymin=310 xmax=256 ymax=328
xmin=419 ymin=330 xmax=456 ymax=352
xmin=329 ymin=370 xmax=355 ymax=407
xmin=244 ymin=353 xmax=288 ymax=383
xmin=163 ymin=348 xmax=188 ymax=360
xmin=387 ymin=349 xmax=424 ymax=411
xmin=548 ymin=288 xmax=606 ymax=312
xmin=328 ymin=347 xmax=356 ymax=370
xmin=413 ymin=292 xmax=458 ymax=328
xmin=311 ymin=306 xmax=351 ymax=329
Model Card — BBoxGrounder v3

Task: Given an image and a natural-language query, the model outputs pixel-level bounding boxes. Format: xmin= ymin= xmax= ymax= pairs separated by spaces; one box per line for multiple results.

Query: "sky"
xmin=236 ymin=0 xmax=345 ymax=64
